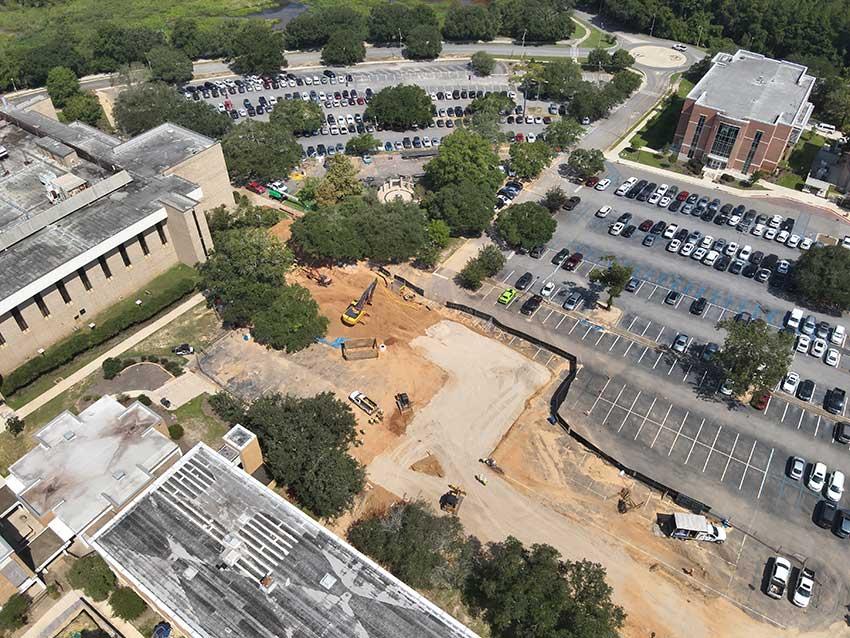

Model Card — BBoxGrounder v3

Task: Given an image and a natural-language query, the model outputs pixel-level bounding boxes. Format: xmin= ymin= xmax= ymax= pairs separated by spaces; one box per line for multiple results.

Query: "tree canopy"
xmin=147 ymin=45 xmax=193 ymax=84
xmin=791 ymin=245 xmax=850 ymax=312
xmin=509 ymin=140 xmax=555 ymax=179
xmin=365 ymin=84 xmax=434 ymax=130
xmin=221 ymin=119 xmax=302 ymax=184
xmin=113 ymin=82 xmax=233 ymax=138
xmin=496 ymin=202 xmax=557 ymax=251
xmin=321 ymin=31 xmax=367 ymax=66
xmin=229 ymin=21 xmax=286 ymax=76
xmin=495 ymin=0 xmax=574 ymax=42
xmin=540 ymin=186 xmax=570 ymax=213
xmin=0 ymin=595 xmax=28 ymax=631
xmin=442 ymin=5 xmax=501 ymax=42
xmin=716 ymin=318 xmax=794 ymax=395
xmin=284 ymin=7 xmax=366 ymax=50
xmin=367 ymin=3 xmax=439 ymax=44
xmin=346 ymin=133 xmax=380 ymax=156
xmin=470 ymin=51 xmax=497 ymax=76
xmin=109 ymin=588 xmax=147 ymax=621
xmin=46 ymin=66 xmax=80 ymax=108
xmin=426 ymin=179 xmax=496 ymax=236
xmin=59 ymin=93 xmax=105 ymax=127
xmin=404 ymin=24 xmax=443 ymax=60
xmin=269 ymin=99 xmax=324 ymax=135
xmin=243 ymin=392 xmax=365 ymax=518
xmin=464 ymin=536 xmax=626 ymax=638
xmin=458 ymin=245 xmax=506 ymax=290
xmin=349 ymin=501 xmax=474 ymax=588
xmin=424 ymin=129 xmax=502 ymax=192
xmin=589 ymin=257 xmax=633 ymax=309
xmin=315 ymin=155 xmax=362 ymax=207
xmin=251 ymin=284 xmax=329 ymax=353
xmin=68 ymin=555 xmax=116 ymax=602
xmin=567 ymin=148 xmax=605 ymax=179
xmin=544 ymin=117 xmax=583 ymax=150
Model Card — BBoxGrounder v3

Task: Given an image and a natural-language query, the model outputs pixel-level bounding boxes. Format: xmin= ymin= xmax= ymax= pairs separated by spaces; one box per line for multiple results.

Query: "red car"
xmin=751 ymin=390 xmax=771 ymax=411
xmin=246 ymin=180 xmax=266 ymax=194
xmin=638 ymin=219 xmax=654 ymax=232
xmin=585 ymin=176 xmax=600 ymax=187
xmin=676 ymin=190 xmax=689 ymax=202
xmin=514 ymin=133 xmax=525 ymax=143
xmin=562 ymin=252 xmax=583 ymax=271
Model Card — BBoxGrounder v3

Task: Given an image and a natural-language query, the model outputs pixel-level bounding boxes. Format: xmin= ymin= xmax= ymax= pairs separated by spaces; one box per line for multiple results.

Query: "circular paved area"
xmin=629 ymin=45 xmax=688 ymax=69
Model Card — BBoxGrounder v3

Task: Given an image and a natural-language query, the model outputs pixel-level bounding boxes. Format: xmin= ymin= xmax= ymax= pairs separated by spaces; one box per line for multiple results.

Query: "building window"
xmin=156 ymin=222 xmax=168 ymax=245
xmin=687 ymin=115 xmax=706 ymax=159
xmin=742 ymin=131 xmax=763 ymax=174
xmin=11 ymin=307 xmax=28 ymax=332
xmin=57 ymin=281 xmax=72 ymax=304
xmin=709 ymin=123 xmax=741 ymax=160
xmin=138 ymin=233 xmax=150 ymax=256
xmin=191 ymin=210 xmax=209 ymax=257
xmin=34 ymin=294 xmax=50 ymax=318
xmin=78 ymin=268 xmax=92 ymax=291
xmin=119 ymin=245 xmax=132 ymax=267
xmin=98 ymin=255 xmax=112 ymax=279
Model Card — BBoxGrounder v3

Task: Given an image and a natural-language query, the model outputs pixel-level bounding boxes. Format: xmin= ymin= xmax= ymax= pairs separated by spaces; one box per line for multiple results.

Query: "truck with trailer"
xmin=668 ymin=513 xmax=727 ymax=543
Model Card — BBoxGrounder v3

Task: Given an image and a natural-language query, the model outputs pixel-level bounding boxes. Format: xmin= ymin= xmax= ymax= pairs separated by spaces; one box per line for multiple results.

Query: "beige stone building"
xmin=0 ymin=100 xmax=230 ymax=379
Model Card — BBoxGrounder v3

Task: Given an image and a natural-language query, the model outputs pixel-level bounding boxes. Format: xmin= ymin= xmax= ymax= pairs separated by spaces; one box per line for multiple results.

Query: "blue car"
xmin=384 ymin=141 xmax=393 ymax=152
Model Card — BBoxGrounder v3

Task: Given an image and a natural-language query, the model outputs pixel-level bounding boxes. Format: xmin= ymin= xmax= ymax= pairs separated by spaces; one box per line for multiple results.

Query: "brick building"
xmin=673 ymin=50 xmax=815 ymax=174
xmin=0 ymin=101 xmax=231 ymax=378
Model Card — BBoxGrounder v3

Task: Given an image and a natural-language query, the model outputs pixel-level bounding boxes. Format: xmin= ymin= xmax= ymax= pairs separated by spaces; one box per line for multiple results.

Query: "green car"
xmin=498 ymin=288 xmax=517 ymax=304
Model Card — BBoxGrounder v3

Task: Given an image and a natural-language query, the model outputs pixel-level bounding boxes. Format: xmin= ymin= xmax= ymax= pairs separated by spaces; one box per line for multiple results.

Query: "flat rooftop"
xmin=7 ymin=396 xmax=178 ymax=533
xmin=688 ymin=50 xmax=815 ymax=127
xmin=94 ymin=445 xmax=478 ymax=638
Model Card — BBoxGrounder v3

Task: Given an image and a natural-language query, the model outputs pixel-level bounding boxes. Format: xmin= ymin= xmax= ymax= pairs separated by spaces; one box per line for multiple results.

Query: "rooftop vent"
xmin=112 ymin=470 xmax=126 ymax=481
xmin=63 ymin=431 xmax=76 ymax=441
xmin=319 ymin=573 xmax=337 ymax=590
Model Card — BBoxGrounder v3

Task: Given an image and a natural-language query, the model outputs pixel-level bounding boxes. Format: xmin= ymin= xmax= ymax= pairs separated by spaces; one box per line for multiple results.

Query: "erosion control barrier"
xmin=446 ymin=301 xmax=713 ymax=516
xmin=342 ymin=338 xmax=379 ymax=361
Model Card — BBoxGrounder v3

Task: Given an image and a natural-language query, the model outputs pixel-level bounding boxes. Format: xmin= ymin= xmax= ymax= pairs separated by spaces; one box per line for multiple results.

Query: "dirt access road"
xmin=367 ymin=319 xmax=850 ymax=638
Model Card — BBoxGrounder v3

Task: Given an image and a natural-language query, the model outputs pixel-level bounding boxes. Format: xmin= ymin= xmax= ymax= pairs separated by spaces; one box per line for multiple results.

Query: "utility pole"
xmin=520 ymin=29 xmax=528 ymax=60
xmin=650 ymin=13 xmax=656 ymax=37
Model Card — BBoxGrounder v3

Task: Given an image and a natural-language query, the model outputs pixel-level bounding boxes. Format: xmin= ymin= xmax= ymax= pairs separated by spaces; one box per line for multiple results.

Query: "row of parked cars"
xmin=613 ymin=177 xmax=817 ymax=252
xmin=184 ymin=70 xmax=355 ymax=100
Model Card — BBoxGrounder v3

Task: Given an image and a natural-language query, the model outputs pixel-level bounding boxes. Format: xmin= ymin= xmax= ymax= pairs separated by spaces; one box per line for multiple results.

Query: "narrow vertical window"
xmin=98 ymin=255 xmax=112 ymax=279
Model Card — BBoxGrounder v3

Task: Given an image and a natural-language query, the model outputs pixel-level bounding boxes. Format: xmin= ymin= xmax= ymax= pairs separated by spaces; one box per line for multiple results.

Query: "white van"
xmin=816 ymin=122 xmax=837 ymax=134
xmin=669 ymin=513 xmax=726 ymax=543
xmin=786 ymin=308 xmax=804 ymax=331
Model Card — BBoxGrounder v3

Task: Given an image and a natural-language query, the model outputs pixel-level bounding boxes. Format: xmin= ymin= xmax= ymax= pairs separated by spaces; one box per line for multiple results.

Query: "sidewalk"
xmin=21 ymin=590 xmax=146 ymax=638
xmin=15 ymin=293 xmax=205 ymax=419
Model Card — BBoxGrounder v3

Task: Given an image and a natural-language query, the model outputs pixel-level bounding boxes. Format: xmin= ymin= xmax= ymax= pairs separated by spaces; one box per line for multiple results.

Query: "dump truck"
xmin=766 ymin=556 xmax=791 ymax=599
xmin=348 ymin=391 xmax=379 ymax=416
xmin=440 ymin=485 xmax=466 ymax=514
xmin=668 ymin=513 xmax=727 ymax=543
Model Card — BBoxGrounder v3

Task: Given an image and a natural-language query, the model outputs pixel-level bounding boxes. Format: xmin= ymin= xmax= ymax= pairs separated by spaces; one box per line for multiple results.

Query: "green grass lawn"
xmin=577 ymin=20 xmax=616 ymax=49
xmin=5 ymin=265 xmax=199 ymax=410
xmin=174 ymin=394 xmax=230 ymax=446
xmin=570 ymin=19 xmax=588 ymax=43
xmin=773 ymin=130 xmax=827 ymax=190
xmin=628 ymin=77 xmax=693 ymax=151
xmin=619 ymin=148 xmax=689 ymax=174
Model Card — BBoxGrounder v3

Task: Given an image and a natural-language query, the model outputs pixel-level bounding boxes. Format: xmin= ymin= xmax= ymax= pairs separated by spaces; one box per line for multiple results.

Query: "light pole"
xmin=520 ymin=29 xmax=528 ymax=60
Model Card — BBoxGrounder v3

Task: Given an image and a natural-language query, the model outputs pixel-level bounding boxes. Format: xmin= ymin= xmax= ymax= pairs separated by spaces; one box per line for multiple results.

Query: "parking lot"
xmin=182 ymin=61 xmax=565 ymax=156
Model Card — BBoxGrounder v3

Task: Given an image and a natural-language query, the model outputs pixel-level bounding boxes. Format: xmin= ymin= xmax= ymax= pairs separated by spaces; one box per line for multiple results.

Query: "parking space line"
xmin=702 ymin=427 xmax=722 ymax=472
xmin=569 ymin=319 xmax=580 ymax=334
xmin=542 ymin=309 xmax=555 ymax=324
xmin=757 ymin=448 xmax=774 ymax=499
xmin=655 ymin=326 xmax=665 ymax=342
xmin=594 ymin=331 xmax=606 ymax=345
xmin=555 ymin=315 xmax=567 ymax=329
xmin=666 ymin=360 xmax=677 ymax=376
xmin=762 ymin=395 xmax=771 ymax=414
xmin=647 ymin=286 xmax=658 ymax=301
xmin=608 ymin=335 xmax=621 ymax=351
xmin=633 ymin=397 xmax=658 ymax=440
xmin=637 ymin=346 xmax=649 ymax=363
xmin=626 ymin=316 xmax=638 ymax=331
xmin=640 ymin=321 xmax=653 ymax=336
xmin=502 ymin=270 xmax=514 ymax=283
xmin=587 ymin=378 xmax=613 ymax=414
xmin=681 ymin=364 xmax=692 ymax=382
xmin=668 ymin=412 xmax=689 ymax=456
xmin=602 ymin=384 xmax=628 ymax=424
xmin=780 ymin=402 xmax=789 ymax=423
xmin=481 ymin=286 xmax=495 ymax=300
xmin=738 ymin=440 xmax=758 ymax=489
xmin=650 ymin=403 xmax=673 ymax=448
xmin=815 ymin=415 xmax=821 ymax=437
xmin=618 ymin=391 xmax=642 ymax=433
xmin=652 ymin=352 xmax=664 ymax=369
xmin=684 ymin=420 xmax=704 ymax=464
xmin=796 ymin=410 xmax=804 ymax=430
xmin=696 ymin=370 xmax=708 ymax=390
xmin=622 ymin=340 xmax=635 ymax=357
xmin=582 ymin=325 xmax=594 ymax=339
xmin=720 ymin=433 xmax=740 ymax=482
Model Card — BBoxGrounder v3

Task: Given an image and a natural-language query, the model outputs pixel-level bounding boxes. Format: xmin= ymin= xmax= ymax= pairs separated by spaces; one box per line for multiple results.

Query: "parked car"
xmin=563 ymin=291 xmax=582 ymax=310
xmin=816 ymin=499 xmax=838 ymax=529
xmin=516 ymin=272 xmax=533 ymax=290
xmin=787 ymin=456 xmax=805 ymax=481
xmin=498 ymin=288 xmax=517 ymax=305
xmin=808 ymin=462 xmax=827 ymax=492
xmin=671 ymin=333 xmax=689 ymax=353
xmin=520 ymin=294 xmax=543 ymax=315
xmin=172 ymin=343 xmax=194 ymax=356
xmin=792 ymin=568 xmax=815 ymax=608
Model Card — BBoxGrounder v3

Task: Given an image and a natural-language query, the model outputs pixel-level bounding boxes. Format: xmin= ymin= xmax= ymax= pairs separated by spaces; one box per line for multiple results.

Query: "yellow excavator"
xmin=341 ymin=278 xmax=378 ymax=326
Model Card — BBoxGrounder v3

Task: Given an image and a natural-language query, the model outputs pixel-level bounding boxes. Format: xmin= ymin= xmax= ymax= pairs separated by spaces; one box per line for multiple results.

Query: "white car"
xmin=679 ymin=242 xmax=695 ymax=257
xmin=725 ymin=242 xmax=738 ymax=256
xmin=807 ymin=462 xmax=827 ymax=492
xmin=700 ymin=235 xmax=714 ymax=249
xmin=702 ymin=250 xmax=719 ymax=266
xmin=810 ymin=338 xmax=827 ymax=358
xmin=830 ymin=324 xmax=846 ymax=345
xmin=769 ymin=214 xmax=783 ymax=228
xmin=792 ymin=568 xmax=814 ymax=608
xmin=776 ymin=230 xmax=790 ymax=243
xmin=648 ymin=191 xmax=662 ymax=205
xmin=658 ymin=195 xmax=672 ymax=208
xmin=527 ymin=133 xmax=537 ymax=143
xmin=540 ymin=282 xmax=555 ymax=297
xmin=825 ymin=348 xmax=841 ymax=367
xmin=843 ymin=235 xmax=850 ymax=249
xmin=764 ymin=227 xmax=778 ymax=240
xmin=738 ymin=245 xmax=752 ymax=260
xmin=727 ymin=214 xmax=741 ymax=226
xmin=666 ymin=239 xmax=682 ymax=252
xmin=217 ymin=103 xmax=226 ymax=112
xmin=609 ymin=222 xmax=625 ymax=235
xmin=672 ymin=43 xmax=688 ymax=51
xmin=776 ymin=260 xmax=790 ymax=275
xmin=691 ymin=247 xmax=708 ymax=261
xmin=781 ymin=371 xmax=800 ymax=394
xmin=800 ymin=237 xmax=814 ymax=250
xmin=751 ymin=223 xmax=765 ymax=237
xmin=596 ymin=205 xmax=612 ymax=218
xmin=595 ymin=179 xmax=611 ymax=191
xmin=663 ymin=224 xmax=678 ymax=239
xmin=827 ymin=470 xmax=845 ymax=502
xmin=786 ymin=234 xmax=801 ymax=248
xmin=795 ymin=334 xmax=811 ymax=353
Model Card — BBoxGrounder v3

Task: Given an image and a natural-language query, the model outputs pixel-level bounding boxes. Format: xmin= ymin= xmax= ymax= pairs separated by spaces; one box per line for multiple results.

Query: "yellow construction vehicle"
xmin=342 ymin=278 xmax=378 ymax=326
xmin=440 ymin=484 xmax=467 ymax=514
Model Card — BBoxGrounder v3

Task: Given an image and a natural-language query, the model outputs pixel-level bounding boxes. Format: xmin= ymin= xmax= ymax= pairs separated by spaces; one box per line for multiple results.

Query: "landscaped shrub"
xmin=1 ymin=267 xmax=198 ymax=396
xmin=109 ymin=587 xmax=147 ymax=620
xmin=163 ymin=360 xmax=184 ymax=376
xmin=137 ymin=394 xmax=152 ymax=406
xmin=102 ymin=357 xmax=125 ymax=380
xmin=168 ymin=423 xmax=184 ymax=440
xmin=68 ymin=555 xmax=115 ymax=601
xmin=0 ymin=594 xmax=28 ymax=631
xmin=209 ymin=391 xmax=247 ymax=424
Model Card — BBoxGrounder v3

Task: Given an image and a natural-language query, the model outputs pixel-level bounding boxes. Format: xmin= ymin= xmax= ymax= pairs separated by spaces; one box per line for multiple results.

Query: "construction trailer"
xmin=341 ymin=338 xmax=379 ymax=360
xmin=342 ymin=278 xmax=378 ymax=326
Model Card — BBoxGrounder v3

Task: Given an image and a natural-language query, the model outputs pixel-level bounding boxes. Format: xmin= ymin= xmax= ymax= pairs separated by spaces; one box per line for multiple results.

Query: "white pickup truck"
xmin=348 ymin=391 xmax=379 ymax=416
xmin=766 ymin=556 xmax=791 ymax=599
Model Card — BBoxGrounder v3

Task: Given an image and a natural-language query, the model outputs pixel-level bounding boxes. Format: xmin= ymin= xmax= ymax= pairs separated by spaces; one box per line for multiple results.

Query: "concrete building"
xmin=93 ymin=443 xmax=478 ymax=638
xmin=0 ymin=102 xmax=230 ymax=378
xmin=673 ymin=50 xmax=815 ymax=174
xmin=0 ymin=395 xmax=180 ymax=602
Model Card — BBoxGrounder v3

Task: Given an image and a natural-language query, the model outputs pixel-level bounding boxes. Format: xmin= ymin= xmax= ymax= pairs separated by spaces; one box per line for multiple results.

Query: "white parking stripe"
xmin=681 ymin=364 xmax=692 ymax=381
xmin=640 ymin=321 xmax=653 ymax=336
xmin=633 ymin=397 xmax=658 ymax=440
xmin=656 ymin=326 xmax=665 ymax=342
xmin=781 ymin=402 xmax=789 ymax=423
xmin=738 ymin=440 xmax=757 ymax=489
xmin=762 ymin=395 xmax=771 ymax=414
xmin=623 ymin=340 xmax=635 ymax=357
xmin=618 ymin=391 xmax=642 ymax=433
xmin=796 ymin=410 xmax=805 ymax=429
xmin=815 ymin=415 xmax=822 ymax=437
xmin=718 ymin=307 xmax=726 ymax=322
xmin=650 ymin=403 xmax=673 ymax=448
xmin=668 ymin=412 xmax=688 ymax=455
xmin=594 ymin=331 xmax=606 ymax=345
xmin=482 ymin=286 xmax=495 ymax=300
xmin=502 ymin=270 xmax=515 ymax=283
xmin=637 ymin=346 xmax=649 ymax=363
xmin=602 ymin=384 xmax=628 ymax=424
xmin=555 ymin=315 xmax=567 ymax=329
xmin=569 ymin=319 xmax=580 ymax=334
xmin=720 ymin=433 xmax=740 ymax=482
xmin=703 ymin=427 xmax=722 ymax=472
xmin=757 ymin=448 xmax=774 ymax=499
xmin=608 ymin=335 xmax=621 ymax=351
xmin=626 ymin=316 xmax=638 ymax=331
xmin=652 ymin=352 xmax=664 ymax=369
xmin=587 ymin=378 xmax=613 ymax=414
xmin=685 ymin=419 xmax=704 ymax=464
xmin=647 ymin=286 xmax=658 ymax=301
xmin=542 ymin=309 xmax=555 ymax=324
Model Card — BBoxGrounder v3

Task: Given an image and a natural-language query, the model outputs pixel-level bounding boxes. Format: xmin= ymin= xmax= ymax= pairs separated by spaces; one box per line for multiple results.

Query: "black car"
xmin=626 ymin=180 xmax=647 ymax=199
xmin=750 ymin=250 xmax=763 ymax=265
xmin=172 ymin=343 xmax=194 ymax=356
xmin=743 ymin=209 xmax=757 ymax=224
xmin=530 ymin=245 xmax=545 ymax=258
xmin=622 ymin=224 xmax=637 ymax=238
xmin=551 ymin=248 xmax=570 ymax=265
xmin=835 ymin=422 xmax=850 ymax=444
xmin=761 ymin=254 xmax=779 ymax=270
xmin=781 ymin=216 xmax=795 ymax=231
xmin=729 ymin=260 xmax=745 ymax=275
xmin=714 ymin=213 xmax=729 ymax=225
xmin=742 ymin=263 xmax=758 ymax=278
xmin=816 ymin=500 xmax=839 ymax=529
xmin=690 ymin=297 xmax=708 ymax=315
xmin=835 ymin=510 xmax=850 ymax=538
xmin=702 ymin=342 xmax=719 ymax=361
xmin=714 ymin=255 xmax=732 ymax=271
xmin=636 ymin=182 xmax=656 ymax=202
xmin=826 ymin=388 xmax=847 ymax=415
xmin=520 ymin=295 xmax=543 ymax=316
xmin=798 ymin=379 xmax=815 ymax=402
xmin=516 ymin=272 xmax=533 ymax=290
xmin=668 ymin=199 xmax=682 ymax=212
xmin=674 ymin=228 xmax=689 ymax=241
xmin=563 ymin=196 xmax=581 ymax=211
xmin=617 ymin=212 xmax=633 ymax=224
xmin=402 ymin=137 xmax=412 ymax=149
xmin=650 ymin=221 xmax=667 ymax=235
xmin=700 ymin=209 xmax=715 ymax=223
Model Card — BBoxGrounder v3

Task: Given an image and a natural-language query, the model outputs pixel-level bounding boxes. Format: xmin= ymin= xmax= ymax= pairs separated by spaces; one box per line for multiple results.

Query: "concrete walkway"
xmin=15 ymin=293 xmax=205 ymax=419
xmin=21 ymin=590 xmax=146 ymax=638
xmin=123 ymin=371 xmax=218 ymax=410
